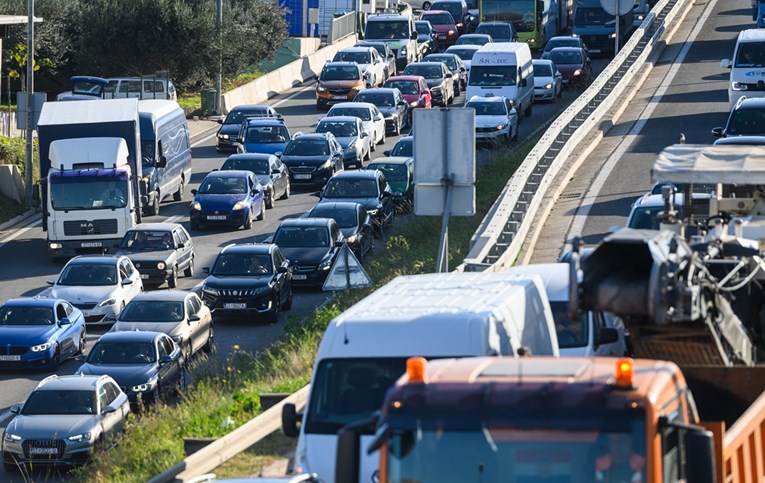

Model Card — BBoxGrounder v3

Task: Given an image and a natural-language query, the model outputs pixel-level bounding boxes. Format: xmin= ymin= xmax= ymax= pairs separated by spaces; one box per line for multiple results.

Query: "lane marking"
xmin=0 ymin=218 xmax=41 ymax=249
xmin=565 ymin=0 xmax=718 ymax=247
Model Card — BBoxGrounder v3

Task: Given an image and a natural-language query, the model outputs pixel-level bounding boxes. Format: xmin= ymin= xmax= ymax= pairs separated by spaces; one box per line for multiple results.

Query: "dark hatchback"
xmin=316 ymin=170 xmax=395 ymax=238
xmin=353 ymin=88 xmax=411 ymax=135
xmin=75 ymin=330 xmax=184 ymax=406
xmin=306 ymin=202 xmax=374 ymax=262
xmin=220 ymin=153 xmax=291 ymax=209
xmin=201 ymin=243 xmax=292 ymax=323
xmin=268 ymin=218 xmax=344 ymax=288
xmin=115 ymin=223 xmax=195 ymax=289
xmin=189 ymin=170 xmax=266 ymax=230
xmin=280 ymin=133 xmax=345 ymax=187
xmin=366 ymin=157 xmax=414 ymax=213
xmin=216 ymin=104 xmax=280 ymax=152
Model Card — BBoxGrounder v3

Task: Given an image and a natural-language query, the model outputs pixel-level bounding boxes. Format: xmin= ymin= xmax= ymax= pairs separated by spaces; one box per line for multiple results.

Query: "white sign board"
xmin=600 ymin=0 xmax=633 ymax=16
xmin=413 ymin=108 xmax=476 ymax=216
xmin=16 ymin=92 xmax=46 ymax=130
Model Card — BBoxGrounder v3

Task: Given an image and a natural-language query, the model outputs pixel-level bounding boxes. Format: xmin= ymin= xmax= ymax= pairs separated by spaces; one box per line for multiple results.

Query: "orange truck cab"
xmin=336 ymin=357 xmax=765 ymax=483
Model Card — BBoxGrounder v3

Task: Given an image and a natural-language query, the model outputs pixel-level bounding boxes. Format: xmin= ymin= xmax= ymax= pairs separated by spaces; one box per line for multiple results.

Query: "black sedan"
xmin=280 ymin=133 xmax=345 ymax=187
xmin=268 ymin=218 xmax=344 ymax=288
xmin=353 ymin=88 xmax=411 ymax=136
xmin=306 ymin=202 xmax=374 ymax=262
xmin=316 ymin=170 xmax=395 ymax=238
xmin=115 ymin=223 xmax=195 ymax=288
xmin=415 ymin=20 xmax=438 ymax=57
xmin=75 ymin=330 xmax=184 ymax=407
xmin=200 ymin=243 xmax=292 ymax=323
xmin=216 ymin=104 xmax=280 ymax=152
xmin=220 ymin=153 xmax=291 ymax=209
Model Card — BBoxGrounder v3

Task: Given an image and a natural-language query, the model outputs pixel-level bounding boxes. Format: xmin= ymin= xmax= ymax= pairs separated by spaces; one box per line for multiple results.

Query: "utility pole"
xmin=216 ymin=0 xmax=223 ymax=116
xmin=25 ymin=0 xmax=34 ymax=208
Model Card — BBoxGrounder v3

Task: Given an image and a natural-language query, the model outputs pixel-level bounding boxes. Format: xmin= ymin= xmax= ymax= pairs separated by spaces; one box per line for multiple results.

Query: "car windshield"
xmin=545 ymin=38 xmax=580 ymax=52
xmin=321 ymin=65 xmax=361 ymax=81
xmin=224 ymin=108 xmax=269 ymax=125
xmin=328 ymin=107 xmax=372 ymax=121
xmin=628 ymin=206 xmax=665 ymax=230
xmin=726 ymin=108 xmax=765 ymax=136
xmin=550 ymin=50 xmax=583 ymax=65
xmin=365 ymin=21 xmax=410 ymax=40
xmin=549 ymin=301 xmax=588 ymax=348
xmin=87 ymin=342 xmax=157 ymax=364
xmin=405 ymin=65 xmax=443 ymax=80
xmin=385 ymin=80 xmax=419 ymax=95
xmin=468 ymin=65 xmax=516 ymax=86
xmin=323 ymin=178 xmax=379 ymax=198
xmin=457 ymin=36 xmax=489 ymax=46
xmin=120 ymin=230 xmax=174 ymax=252
xmin=735 ymin=43 xmax=765 ymax=68
xmin=120 ymin=300 xmax=185 ymax=322
xmin=335 ymin=51 xmax=373 ymax=64
xmin=211 ymin=252 xmax=273 ymax=276
xmin=22 ymin=390 xmax=97 ymax=415
xmin=432 ymin=3 xmax=462 ymax=19
xmin=58 ymin=263 xmax=118 ymax=286
xmin=416 ymin=22 xmax=431 ymax=34
xmin=574 ymin=7 xmax=615 ymax=26
xmin=368 ymin=163 xmax=407 ymax=181
xmin=355 ymin=93 xmax=396 ymax=107
xmin=198 ymin=175 xmax=248 ymax=194
xmin=448 ymin=48 xmax=477 ymax=60
xmin=284 ymin=139 xmax=331 ymax=156
xmin=317 ymin=120 xmax=358 ymax=137
xmin=426 ymin=56 xmax=457 ymax=70
xmin=274 ymin=226 xmax=332 ymax=247
xmin=476 ymin=24 xmax=511 ymax=39
xmin=534 ymin=63 xmax=553 ymax=76
xmin=357 ymin=43 xmax=387 ymax=57
xmin=222 ymin=157 xmax=270 ymax=175
xmin=424 ymin=12 xmax=455 ymax=25
xmin=391 ymin=139 xmax=413 ymax=156
xmin=0 ymin=306 xmax=55 ymax=326
xmin=467 ymin=101 xmax=506 ymax=115
xmin=309 ymin=207 xmax=359 ymax=229
xmin=244 ymin=125 xmax=289 ymax=144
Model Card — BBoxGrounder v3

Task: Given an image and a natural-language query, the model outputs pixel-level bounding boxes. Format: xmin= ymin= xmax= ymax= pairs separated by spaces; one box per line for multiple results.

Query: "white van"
xmin=722 ymin=29 xmax=765 ymax=110
xmin=466 ymin=42 xmax=534 ymax=117
xmin=504 ymin=263 xmax=628 ymax=357
xmin=282 ymin=271 xmax=559 ymax=483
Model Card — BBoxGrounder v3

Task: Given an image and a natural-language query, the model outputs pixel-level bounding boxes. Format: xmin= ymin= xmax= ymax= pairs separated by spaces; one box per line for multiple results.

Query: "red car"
xmin=383 ymin=75 xmax=432 ymax=109
xmin=420 ymin=10 xmax=459 ymax=49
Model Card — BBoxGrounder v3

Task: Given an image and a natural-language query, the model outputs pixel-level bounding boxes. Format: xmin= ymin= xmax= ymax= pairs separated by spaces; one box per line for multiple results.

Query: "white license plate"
xmin=0 ymin=355 xmax=21 ymax=361
xmin=590 ymin=48 xmax=601 ymax=53
xmin=223 ymin=303 xmax=247 ymax=309
xmin=293 ymin=274 xmax=307 ymax=280
xmin=81 ymin=241 xmax=102 ymax=248
xmin=294 ymin=174 xmax=312 ymax=180
xmin=207 ymin=215 xmax=227 ymax=220
xmin=29 ymin=447 xmax=57 ymax=455
xmin=333 ymin=95 xmax=347 ymax=100
xmin=439 ymin=34 xmax=446 ymax=39
xmin=140 ymin=274 xmax=149 ymax=279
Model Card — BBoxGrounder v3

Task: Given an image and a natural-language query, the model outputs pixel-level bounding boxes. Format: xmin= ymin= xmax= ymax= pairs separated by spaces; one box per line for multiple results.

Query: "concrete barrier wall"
xmin=0 ymin=164 xmax=24 ymax=204
xmin=222 ymin=35 xmax=358 ymax=113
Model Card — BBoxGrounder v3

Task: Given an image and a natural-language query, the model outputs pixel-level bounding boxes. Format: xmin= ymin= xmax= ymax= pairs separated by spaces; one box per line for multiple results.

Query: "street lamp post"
xmin=216 ymin=0 xmax=222 ymax=116
xmin=25 ymin=0 xmax=33 ymax=208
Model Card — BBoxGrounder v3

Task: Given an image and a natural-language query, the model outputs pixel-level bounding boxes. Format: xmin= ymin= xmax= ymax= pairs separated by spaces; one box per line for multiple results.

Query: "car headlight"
xmin=191 ymin=201 xmax=202 ymax=211
xmin=352 ymin=83 xmax=365 ymax=90
xmin=319 ymin=159 xmax=333 ymax=170
xmin=573 ymin=69 xmax=582 ymax=77
xmin=253 ymin=286 xmax=271 ymax=295
xmin=98 ymin=298 xmax=117 ymax=307
xmin=218 ymin=134 xmax=229 ymax=139
xmin=345 ymin=140 xmax=357 ymax=152
xmin=31 ymin=342 xmax=53 ymax=352
xmin=367 ymin=209 xmax=379 ymax=216
xmin=202 ymin=285 xmax=219 ymax=296
xmin=345 ymin=234 xmax=358 ymax=244
xmin=131 ymin=378 xmax=158 ymax=393
xmin=232 ymin=201 xmax=248 ymax=211
xmin=571 ymin=33 xmax=579 ymax=37
xmin=732 ymin=82 xmax=749 ymax=91
xmin=400 ymin=46 xmax=407 ymax=55
xmin=431 ymin=87 xmax=441 ymax=94
xmin=49 ymin=242 xmax=62 ymax=250
xmin=636 ymin=14 xmax=645 ymax=20
xmin=496 ymin=124 xmax=507 ymax=131
xmin=67 ymin=432 xmax=91 ymax=442
xmin=319 ymin=259 xmax=333 ymax=270
xmin=609 ymin=32 xmax=617 ymax=39
xmin=4 ymin=433 xmax=21 ymax=442
xmin=317 ymin=86 xmax=327 ymax=92
xmin=394 ymin=191 xmax=403 ymax=197
xmin=157 ymin=262 xmax=166 ymax=270
xmin=410 ymin=101 xmax=418 ymax=107
xmin=544 ymin=83 xmax=553 ymax=89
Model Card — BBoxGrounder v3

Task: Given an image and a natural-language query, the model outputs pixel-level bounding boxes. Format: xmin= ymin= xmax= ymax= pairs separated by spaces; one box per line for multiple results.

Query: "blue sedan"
xmin=189 ymin=170 xmax=266 ymax=230
xmin=0 ymin=298 xmax=86 ymax=370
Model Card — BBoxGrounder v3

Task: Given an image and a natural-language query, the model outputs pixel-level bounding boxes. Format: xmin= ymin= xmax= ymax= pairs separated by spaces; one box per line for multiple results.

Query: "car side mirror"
xmin=159 ymin=355 xmax=173 ymax=366
xmin=272 ymin=168 xmax=280 ymax=174
xmin=10 ymin=404 xmax=20 ymax=415
xmin=217 ymin=119 xmax=223 ymax=124
xmin=177 ymin=242 xmax=185 ymax=249
xmin=335 ymin=240 xmax=344 ymax=247
xmin=720 ymin=58 xmax=731 ymax=69
xmin=46 ymin=278 xmax=56 ymax=286
xmin=189 ymin=314 xmax=201 ymax=323
xmin=383 ymin=150 xmax=391 ymax=156
xmin=375 ymin=115 xmax=383 ymax=121
xmin=75 ymin=354 xmax=86 ymax=362
xmin=275 ymin=151 xmax=283 ymax=158
xmin=711 ymin=127 xmax=724 ymax=137
xmin=445 ymin=72 xmax=453 ymax=78
xmin=411 ymin=31 xmax=418 ymax=40
xmin=191 ymin=189 xmax=198 ymax=195
xmin=382 ymin=191 xmax=392 ymax=198
xmin=156 ymin=156 xmax=168 ymax=169
xmin=313 ymin=191 xmax=322 ymax=198
xmin=122 ymin=279 xmax=134 ymax=286
xmin=684 ymin=429 xmax=715 ymax=483
xmin=596 ymin=327 xmax=619 ymax=346
xmin=282 ymin=402 xmax=300 ymax=437
xmin=361 ymin=131 xmax=369 ymax=138
xmin=277 ymin=265 xmax=288 ymax=274
xmin=520 ymin=78 xmax=527 ymax=87
xmin=237 ymin=137 xmax=244 ymax=143
xmin=102 ymin=405 xmax=118 ymax=415
xmin=59 ymin=317 xmax=71 ymax=325
xmin=202 ymin=267 xmax=210 ymax=274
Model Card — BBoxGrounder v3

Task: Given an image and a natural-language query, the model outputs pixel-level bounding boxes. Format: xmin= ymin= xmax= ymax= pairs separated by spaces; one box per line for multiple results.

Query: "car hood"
xmin=319 ymin=79 xmax=362 ymax=88
xmin=77 ymin=362 xmax=157 ymax=387
xmin=388 ymin=180 xmax=410 ymax=194
xmin=112 ymin=320 xmax=182 ymax=336
xmin=475 ymin=114 xmax=512 ymax=128
xmin=432 ymin=24 xmax=457 ymax=32
xmin=203 ymin=275 xmax=271 ymax=288
xmin=335 ymin=137 xmax=358 ymax=148
xmin=116 ymin=250 xmax=174 ymax=263
xmin=50 ymin=285 xmax=120 ymax=304
xmin=281 ymin=155 xmax=332 ymax=166
xmin=217 ymin=124 xmax=240 ymax=137
xmin=556 ymin=63 xmax=584 ymax=74
xmin=194 ymin=193 xmax=248 ymax=210
xmin=534 ymin=76 xmax=554 ymax=87
xmin=280 ymin=247 xmax=334 ymax=266
xmin=418 ymin=34 xmax=432 ymax=42
xmin=378 ymin=106 xmax=398 ymax=117
xmin=319 ymin=196 xmax=381 ymax=211
xmin=9 ymin=414 xmax=98 ymax=439
xmin=367 ymin=39 xmax=407 ymax=50
xmin=255 ymin=174 xmax=273 ymax=187
xmin=242 ymin=142 xmax=286 ymax=155
xmin=0 ymin=325 xmax=60 ymax=346
xmin=424 ymin=78 xmax=446 ymax=89
xmin=401 ymin=93 xmax=420 ymax=103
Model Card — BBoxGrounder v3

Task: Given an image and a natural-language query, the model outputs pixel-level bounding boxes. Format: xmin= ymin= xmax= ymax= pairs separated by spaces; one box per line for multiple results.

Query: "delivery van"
xmin=722 ymin=29 xmax=765 ymax=109
xmin=282 ymin=271 xmax=559 ymax=483
xmin=466 ymin=42 xmax=534 ymax=117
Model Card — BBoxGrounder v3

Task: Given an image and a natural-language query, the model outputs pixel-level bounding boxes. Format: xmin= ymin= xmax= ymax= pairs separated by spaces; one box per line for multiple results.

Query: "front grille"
xmin=741 ymin=83 xmax=765 ymax=91
xmin=63 ymin=219 xmax=118 ymax=236
xmin=84 ymin=315 xmax=104 ymax=323
xmin=2 ymin=346 xmax=27 ymax=355
xmin=289 ymin=166 xmax=317 ymax=174
xmin=294 ymin=265 xmax=317 ymax=273
xmin=329 ymin=88 xmax=351 ymax=95
xmin=217 ymin=288 xmax=260 ymax=297
xmin=73 ymin=303 xmax=97 ymax=311
xmin=476 ymin=127 xmax=500 ymax=133
xmin=23 ymin=439 xmax=65 ymax=459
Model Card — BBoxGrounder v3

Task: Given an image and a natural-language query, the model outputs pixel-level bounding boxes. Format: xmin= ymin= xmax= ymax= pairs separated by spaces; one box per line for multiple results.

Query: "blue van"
xmin=138 ymin=100 xmax=192 ymax=216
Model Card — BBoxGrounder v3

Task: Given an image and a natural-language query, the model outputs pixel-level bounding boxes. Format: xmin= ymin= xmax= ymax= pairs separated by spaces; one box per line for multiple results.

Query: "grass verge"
xmin=0 ymin=193 xmax=27 ymax=225
xmin=73 ymin=135 xmax=541 ymax=482
xmin=178 ymin=71 xmax=265 ymax=114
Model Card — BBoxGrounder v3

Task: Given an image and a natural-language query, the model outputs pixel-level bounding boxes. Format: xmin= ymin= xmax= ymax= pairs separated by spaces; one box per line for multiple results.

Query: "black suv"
xmin=216 ymin=104 xmax=280 ymax=152
xmin=268 ymin=218 xmax=344 ymax=288
xmin=316 ymin=170 xmax=395 ymax=238
xmin=200 ymin=243 xmax=293 ymax=323
xmin=306 ymin=202 xmax=374 ymax=262
xmin=280 ymin=133 xmax=345 ymax=187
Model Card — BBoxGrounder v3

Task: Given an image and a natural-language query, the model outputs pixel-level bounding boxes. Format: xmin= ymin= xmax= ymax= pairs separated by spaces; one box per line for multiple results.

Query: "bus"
xmin=480 ymin=0 xmax=574 ymax=49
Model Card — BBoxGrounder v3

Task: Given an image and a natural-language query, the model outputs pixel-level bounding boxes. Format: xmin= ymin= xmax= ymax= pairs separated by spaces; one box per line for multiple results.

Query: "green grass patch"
xmin=74 ymin=136 xmax=540 ymax=482
xmin=179 ymin=71 xmax=265 ymax=114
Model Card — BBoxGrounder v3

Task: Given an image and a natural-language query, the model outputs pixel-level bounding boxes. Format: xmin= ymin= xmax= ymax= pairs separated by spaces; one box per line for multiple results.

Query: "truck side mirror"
xmin=282 ymin=402 xmax=300 ymax=438
xmin=596 ymin=327 xmax=619 ymax=345
xmin=156 ymin=155 xmax=168 ymax=169
xmin=411 ymin=31 xmax=418 ymax=40
xmin=684 ymin=429 xmax=715 ymax=483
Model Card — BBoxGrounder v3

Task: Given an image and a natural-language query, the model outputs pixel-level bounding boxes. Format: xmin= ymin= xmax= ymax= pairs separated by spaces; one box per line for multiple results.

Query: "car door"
xmin=372 ymin=106 xmax=385 ymax=140
xmin=172 ymin=228 xmax=189 ymax=272
xmin=54 ymin=302 xmax=73 ymax=357
xmin=272 ymin=249 xmax=287 ymax=305
xmin=330 ymin=138 xmax=343 ymax=172
xmin=121 ymin=258 xmax=143 ymax=299
xmin=184 ymin=296 xmax=204 ymax=353
xmin=358 ymin=206 xmax=372 ymax=254
xmin=176 ymin=227 xmax=194 ymax=272
xmin=98 ymin=384 xmax=123 ymax=442
xmin=158 ymin=336 xmax=182 ymax=397
xmin=269 ymin=156 xmax=285 ymax=197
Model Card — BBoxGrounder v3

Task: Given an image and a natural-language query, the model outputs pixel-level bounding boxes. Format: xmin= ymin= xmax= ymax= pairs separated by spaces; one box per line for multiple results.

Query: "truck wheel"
xmin=173 ymin=181 xmax=184 ymax=201
xmin=145 ymin=193 xmax=160 ymax=216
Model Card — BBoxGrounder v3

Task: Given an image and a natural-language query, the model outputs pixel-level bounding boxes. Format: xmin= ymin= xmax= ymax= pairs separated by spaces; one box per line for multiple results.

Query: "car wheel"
xmin=173 ymin=180 xmax=184 ymax=202
xmin=364 ymin=146 xmax=371 ymax=161
xmin=168 ymin=266 xmax=178 ymax=288
xmin=265 ymin=190 xmax=274 ymax=209
xmin=203 ymin=324 xmax=215 ymax=354
xmin=513 ymin=124 xmax=520 ymax=141
xmin=151 ymin=385 xmax=162 ymax=405
xmin=145 ymin=192 xmax=160 ymax=216
xmin=177 ymin=366 xmax=188 ymax=394
xmin=243 ymin=210 xmax=253 ymax=229
xmin=525 ymin=101 xmax=533 ymax=117
xmin=184 ymin=256 xmax=194 ymax=277
xmin=269 ymin=297 xmax=280 ymax=324
xmin=190 ymin=220 xmax=200 ymax=231
xmin=256 ymin=201 xmax=265 ymax=221
xmin=281 ymin=286 xmax=293 ymax=310
xmin=50 ymin=345 xmax=60 ymax=371
xmin=77 ymin=329 xmax=86 ymax=355
xmin=281 ymin=182 xmax=291 ymax=200
xmin=394 ymin=119 xmax=400 ymax=136
xmin=380 ymin=128 xmax=386 ymax=145
xmin=183 ymin=341 xmax=193 ymax=367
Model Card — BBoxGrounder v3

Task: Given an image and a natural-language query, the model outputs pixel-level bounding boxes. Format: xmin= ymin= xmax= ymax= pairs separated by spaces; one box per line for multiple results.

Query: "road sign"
xmin=322 ymin=244 xmax=373 ymax=291
xmin=16 ymin=92 xmax=45 ymax=130
xmin=600 ymin=0 xmax=633 ymax=16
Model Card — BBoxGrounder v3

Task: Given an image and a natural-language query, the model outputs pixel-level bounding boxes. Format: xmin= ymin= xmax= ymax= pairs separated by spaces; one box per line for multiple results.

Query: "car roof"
xmin=355 ymin=40 xmax=387 ymax=47
xmin=36 ymin=374 xmax=105 ymax=391
xmin=96 ymin=330 xmax=164 ymax=344
xmin=292 ymin=132 xmax=331 ymax=141
xmin=279 ymin=218 xmax=335 ymax=228
xmin=330 ymin=102 xmax=375 ymax=110
xmin=309 ymin=201 xmax=363 ymax=212
xmin=478 ymin=21 xmax=511 ymax=25
xmin=68 ymin=255 xmax=121 ymax=265
xmin=130 ymin=289 xmax=192 ymax=302
xmin=367 ymin=156 xmax=411 ymax=165
xmin=221 ymin=243 xmax=275 ymax=255
xmin=3 ymin=297 xmax=60 ymax=308
xmin=734 ymin=97 xmax=765 ymax=109
xmin=633 ymin=193 xmax=686 ymax=207
xmin=318 ymin=116 xmax=359 ymax=123
xmin=533 ymin=59 xmax=555 ymax=66
xmin=130 ymin=222 xmax=183 ymax=231
xmin=368 ymin=13 xmax=409 ymax=20
xmin=461 ymin=33 xmax=491 ymax=38
xmin=386 ymin=75 xmax=425 ymax=82
xmin=425 ymin=53 xmax=458 ymax=58
xmin=245 ymin=118 xmax=286 ymax=126
xmin=338 ymin=47 xmax=374 ymax=53
xmin=406 ymin=62 xmax=444 ymax=68
xmin=549 ymin=46 xmax=583 ymax=53
xmin=330 ymin=170 xmax=380 ymax=180
xmin=738 ymin=28 xmax=765 ymax=42
xmin=224 ymin=153 xmax=275 ymax=161
xmin=324 ymin=61 xmax=361 ymax=68
xmin=205 ymin=170 xmax=252 ymax=178
xmin=714 ymin=135 xmax=765 ymax=145
xmin=549 ymin=35 xmax=580 ymax=42
xmin=231 ymin=104 xmax=271 ymax=112
xmin=448 ymin=44 xmax=481 ymax=51
xmin=422 ymin=10 xmax=451 ymax=15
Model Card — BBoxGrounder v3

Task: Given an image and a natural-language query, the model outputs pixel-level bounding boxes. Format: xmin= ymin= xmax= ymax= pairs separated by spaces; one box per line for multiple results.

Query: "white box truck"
xmin=282 ymin=271 xmax=559 ymax=483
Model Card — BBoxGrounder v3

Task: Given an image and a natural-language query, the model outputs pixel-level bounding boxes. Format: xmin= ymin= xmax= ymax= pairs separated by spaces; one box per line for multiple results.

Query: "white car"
xmin=465 ymin=95 xmax=518 ymax=144
xmin=45 ymin=255 xmax=144 ymax=325
xmin=332 ymin=47 xmax=387 ymax=88
xmin=532 ymin=59 xmax=562 ymax=103
xmin=326 ymin=102 xmax=387 ymax=149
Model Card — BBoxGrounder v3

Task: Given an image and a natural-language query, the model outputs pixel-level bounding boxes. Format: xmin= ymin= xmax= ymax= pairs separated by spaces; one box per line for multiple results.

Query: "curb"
xmin=0 ymin=208 xmax=38 ymax=232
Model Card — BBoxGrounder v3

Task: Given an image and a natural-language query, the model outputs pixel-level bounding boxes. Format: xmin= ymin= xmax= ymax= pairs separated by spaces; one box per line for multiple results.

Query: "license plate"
xmin=140 ymin=274 xmax=149 ymax=279
xmin=438 ymin=34 xmax=446 ymax=39
xmin=30 ymin=447 xmax=57 ymax=455
xmin=223 ymin=303 xmax=247 ymax=309
xmin=0 ymin=355 xmax=21 ymax=361
xmin=590 ymin=48 xmax=601 ymax=54
xmin=294 ymin=174 xmax=312 ymax=180
xmin=207 ymin=215 xmax=227 ymax=220
xmin=81 ymin=241 xmax=102 ymax=248
xmin=333 ymin=95 xmax=347 ymax=100
xmin=293 ymin=274 xmax=307 ymax=280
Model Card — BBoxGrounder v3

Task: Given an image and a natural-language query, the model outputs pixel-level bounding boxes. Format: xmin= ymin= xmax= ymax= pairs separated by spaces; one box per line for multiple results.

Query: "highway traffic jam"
xmin=5 ymin=0 xmax=765 ymax=481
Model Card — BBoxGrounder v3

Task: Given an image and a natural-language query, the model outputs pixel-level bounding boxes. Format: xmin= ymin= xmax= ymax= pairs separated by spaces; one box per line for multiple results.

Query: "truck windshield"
xmin=469 ymin=65 xmax=517 ymax=86
xmin=548 ymin=301 xmax=588 ymax=348
xmin=482 ymin=1 xmax=535 ymax=32
xmin=574 ymin=7 xmax=615 ymax=27
xmin=49 ymin=174 xmax=129 ymax=210
xmin=387 ymin=423 xmax=646 ymax=482
xmin=365 ymin=21 xmax=410 ymax=40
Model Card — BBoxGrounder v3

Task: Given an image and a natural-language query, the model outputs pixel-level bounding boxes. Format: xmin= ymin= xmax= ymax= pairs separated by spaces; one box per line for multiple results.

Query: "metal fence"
xmin=328 ymin=11 xmax=357 ymax=44
xmin=0 ymin=111 xmax=23 ymax=138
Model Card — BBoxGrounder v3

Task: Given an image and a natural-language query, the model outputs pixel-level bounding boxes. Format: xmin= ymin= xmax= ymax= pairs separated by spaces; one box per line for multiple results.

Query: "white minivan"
xmin=282 ymin=271 xmax=559 ymax=483
xmin=465 ymin=42 xmax=534 ymax=117
xmin=721 ymin=29 xmax=765 ymax=109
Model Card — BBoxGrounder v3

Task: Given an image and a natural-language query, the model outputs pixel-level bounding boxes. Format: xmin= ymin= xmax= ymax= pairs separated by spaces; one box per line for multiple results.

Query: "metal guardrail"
xmin=460 ymin=0 xmax=690 ymax=272
xmin=328 ymin=12 xmax=357 ymax=44
xmin=149 ymin=386 xmax=310 ymax=483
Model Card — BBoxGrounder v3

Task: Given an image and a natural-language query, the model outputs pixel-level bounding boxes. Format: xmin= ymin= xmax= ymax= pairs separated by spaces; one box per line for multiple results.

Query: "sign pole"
xmin=25 ymin=0 xmax=34 ymax=208
xmin=435 ymin=174 xmax=453 ymax=273
xmin=614 ymin=0 xmax=619 ymax=54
